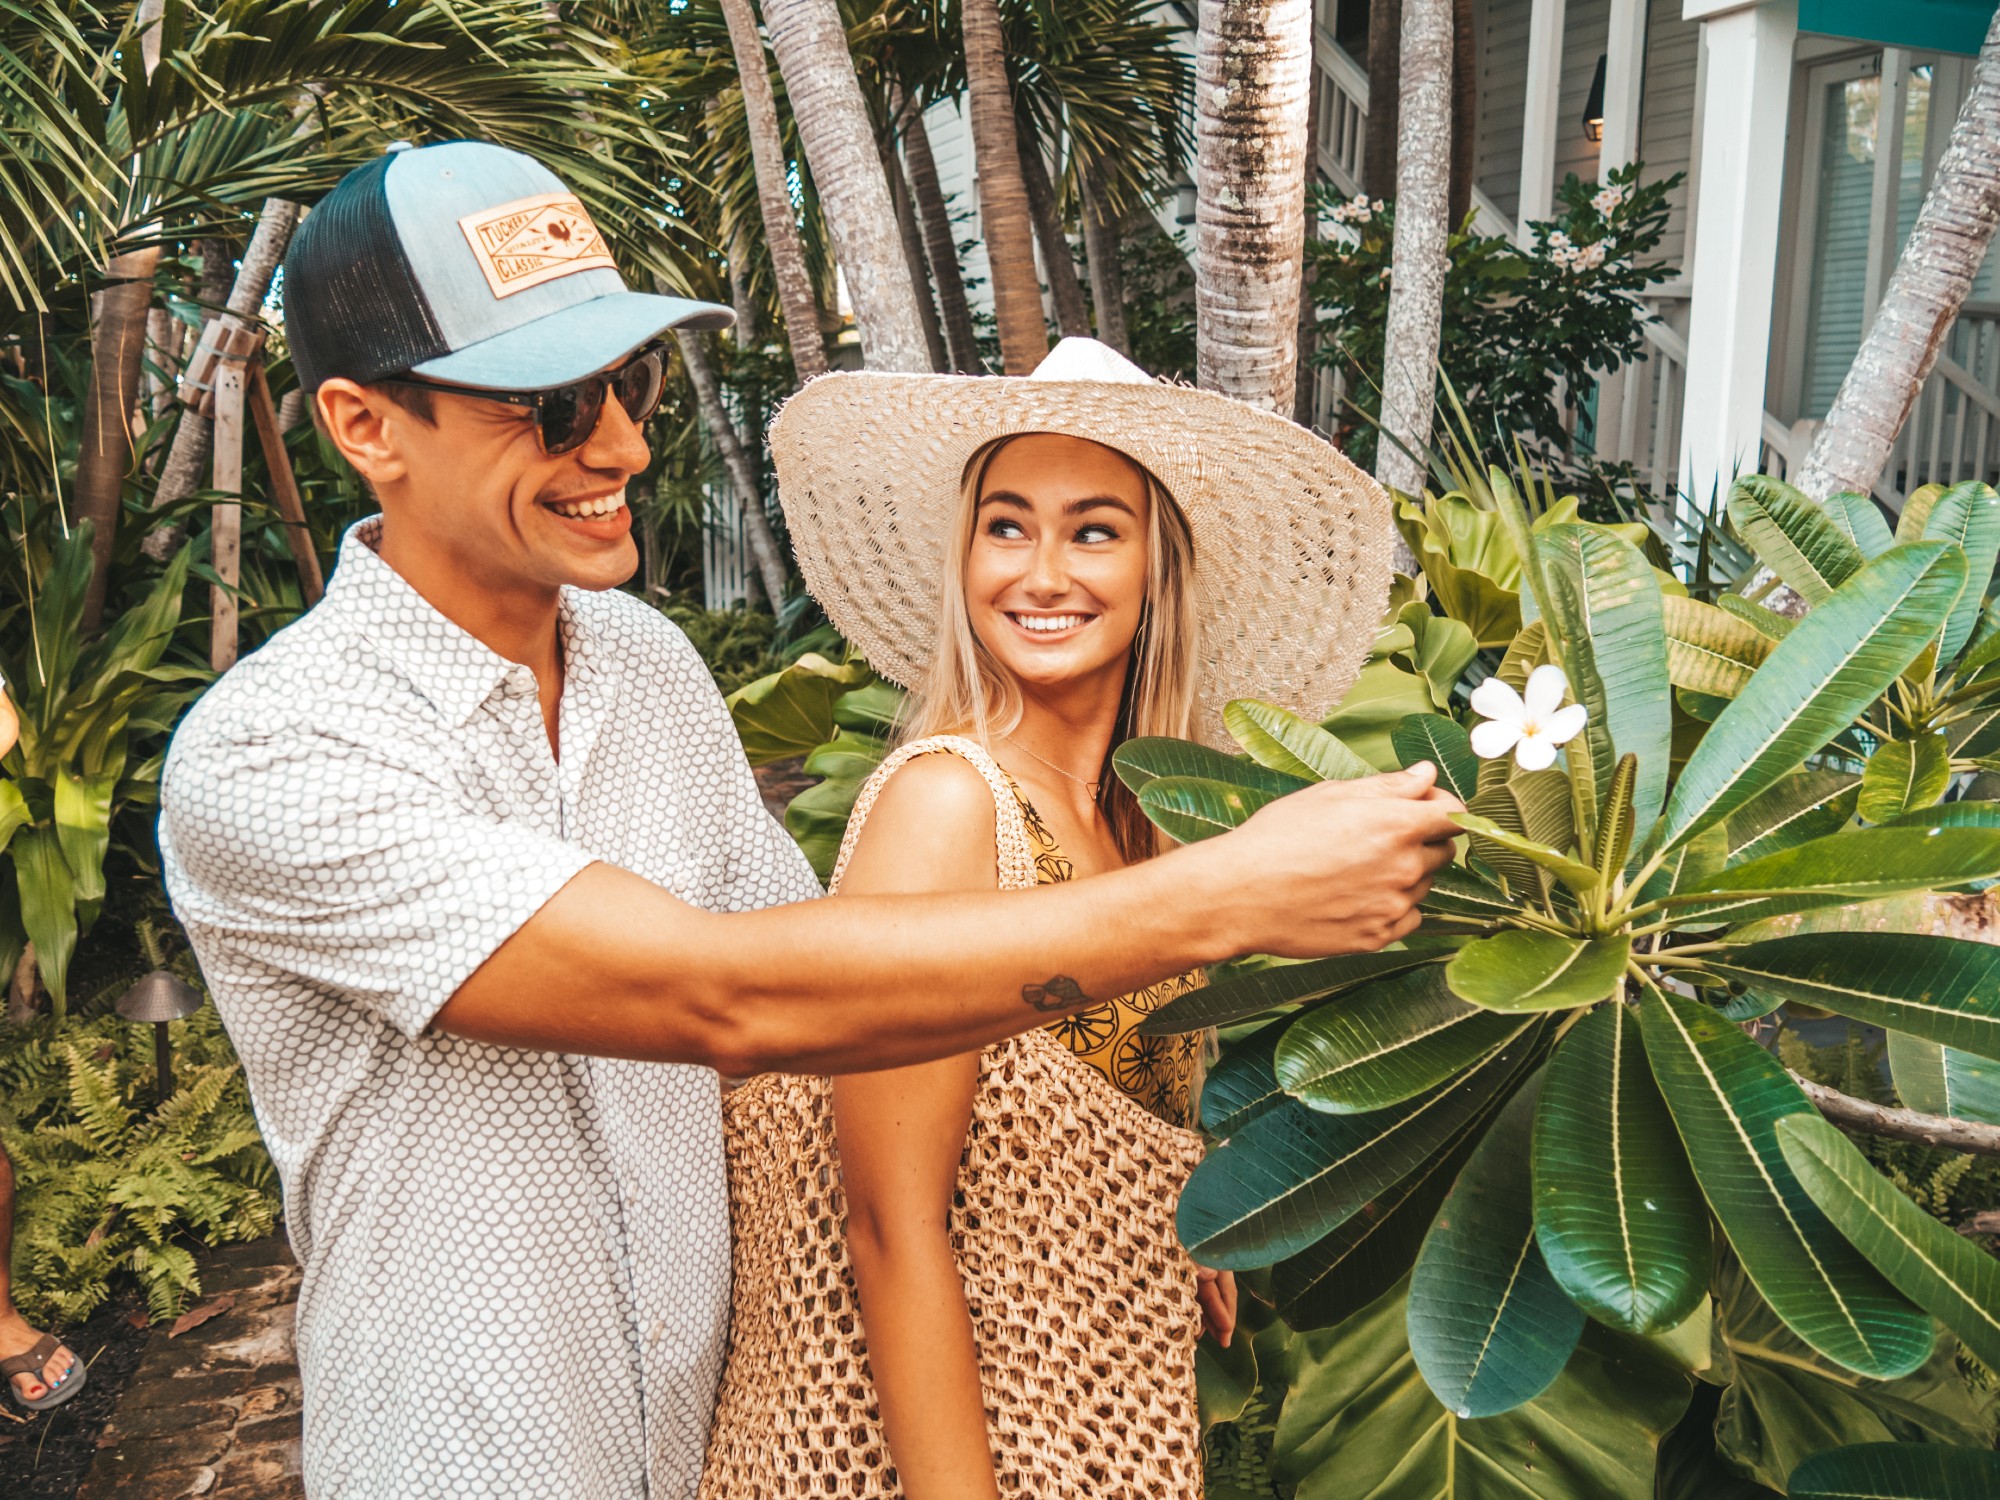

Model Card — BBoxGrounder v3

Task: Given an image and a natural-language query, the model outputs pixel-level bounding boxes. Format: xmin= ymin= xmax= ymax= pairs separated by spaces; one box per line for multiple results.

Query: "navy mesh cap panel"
xmin=284 ymin=154 xmax=450 ymax=392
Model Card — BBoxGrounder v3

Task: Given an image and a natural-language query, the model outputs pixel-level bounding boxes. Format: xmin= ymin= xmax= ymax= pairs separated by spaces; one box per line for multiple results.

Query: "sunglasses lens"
xmin=538 ymin=380 xmax=598 ymax=455
xmin=615 ymin=349 xmax=665 ymax=426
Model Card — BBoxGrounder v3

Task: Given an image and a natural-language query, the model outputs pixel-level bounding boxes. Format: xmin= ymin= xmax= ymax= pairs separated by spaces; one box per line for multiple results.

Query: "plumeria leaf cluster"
xmin=1125 ymin=468 xmax=2000 ymax=1447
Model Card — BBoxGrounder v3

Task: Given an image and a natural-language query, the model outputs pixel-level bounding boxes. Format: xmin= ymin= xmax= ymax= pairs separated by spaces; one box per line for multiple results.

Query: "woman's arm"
xmin=833 ymin=755 xmax=1008 ymax=1500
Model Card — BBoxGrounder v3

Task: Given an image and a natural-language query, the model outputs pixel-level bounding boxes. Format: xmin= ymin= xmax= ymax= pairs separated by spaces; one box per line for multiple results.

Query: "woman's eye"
xmin=986 ymin=518 xmax=1027 ymax=539
xmin=1076 ymin=524 xmax=1119 ymax=544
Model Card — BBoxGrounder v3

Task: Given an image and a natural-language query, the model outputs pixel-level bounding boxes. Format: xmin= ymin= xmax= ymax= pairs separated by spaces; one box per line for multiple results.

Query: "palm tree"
xmin=1193 ymin=0 xmax=1314 ymax=415
xmin=1363 ymin=0 xmax=1403 ymax=198
xmin=1079 ymin=165 xmax=1128 ymax=356
xmin=1376 ymin=0 xmax=1452 ymax=498
xmin=673 ymin=326 xmax=791 ymax=608
xmin=719 ymin=0 xmax=828 ymax=382
xmin=74 ymin=247 xmax=160 ymax=627
xmin=895 ymin=85 xmax=983 ymax=372
xmin=1796 ymin=8 xmax=2000 ymax=503
xmin=962 ymin=0 xmax=1048 ymax=374
xmin=1019 ymin=129 xmax=1091 ymax=339
xmin=762 ymin=0 xmax=931 ymax=373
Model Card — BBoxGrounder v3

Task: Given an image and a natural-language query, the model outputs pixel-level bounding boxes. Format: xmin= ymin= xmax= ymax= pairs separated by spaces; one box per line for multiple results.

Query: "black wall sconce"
xmin=1583 ymin=53 xmax=1607 ymax=143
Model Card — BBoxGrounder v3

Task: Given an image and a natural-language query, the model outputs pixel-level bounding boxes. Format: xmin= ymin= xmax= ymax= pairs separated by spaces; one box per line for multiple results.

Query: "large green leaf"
xmin=1886 ymin=1033 xmax=2000 ymax=1125
xmin=1391 ymin=714 xmax=1479 ymax=804
xmin=1776 ymin=1114 xmax=2000 ymax=1374
xmin=1920 ymin=480 xmax=2000 ymax=665
xmin=1203 ymin=1019 xmax=1292 ymax=1137
xmin=1322 ymin=657 xmax=1444 ymax=772
xmin=1664 ymin=593 xmax=1776 ymax=698
xmin=1423 ymin=865 xmax=1523 ymax=921
xmin=1143 ymin=950 xmax=1452 ymax=1037
xmin=1821 ymin=491 xmax=1898 ymax=559
xmin=1176 ymin=1030 xmax=1542 ymax=1268
xmin=1450 ymin=813 xmax=1600 ymax=897
xmin=1536 ymin=523 xmax=1672 ymax=836
xmin=1858 ymin=734 xmax=1951 ymax=823
xmin=1273 ymin=1135 xmax=1479 ymax=1331
xmin=0 ymin=779 xmax=28 ymax=856
xmin=1408 ymin=1079 xmax=1585 ymax=1417
xmin=1727 ymin=475 xmax=1866 ymax=606
xmin=1137 ymin=776 xmax=1283 ymax=844
xmin=12 ymin=823 xmax=75 ymax=1011
xmin=1226 ymin=699 xmax=1373 ymax=782
xmin=1725 ymin=772 xmax=1861 ymax=867
xmin=724 ymin=654 xmax=873 ymax=765
xmin=1662 ymin=826 xmax=2000 ymax=927
xmin=1638 ymin=982 xmax=1932 ymax=1378
xmin=1705 ymin=933 xmax=2000 ymax=1061
xmin=1532 ymin=1004 xmax=1709 ymax=1334
xmin=1447 ymin=930 xmax=1630 ymax=1013
xmin=1709 ymin=1254 xmax=1998 ymax=1492
xmin=1273 ymin=1281 xmax=1693 ymax=1500
xmin=1112 ymin=737 xmax=1310 ymax=798
xmin=1276 ymin=965 xmax=1537 ymax=1114
xmin=52 ymin=767 xmax=115 ymax=907
xmin=1659 ymin=543 xmax=1967 ymax=851
xmin=1788 ymin=1443 xmax=2000 ymax=1499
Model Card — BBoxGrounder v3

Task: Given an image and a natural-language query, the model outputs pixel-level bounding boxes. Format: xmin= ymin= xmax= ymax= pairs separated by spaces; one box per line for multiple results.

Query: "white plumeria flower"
xmin=1469 ymin=664 xmax=1590 ymax=771
xmin=1592 ymin=184 xmax=1626 ymax=215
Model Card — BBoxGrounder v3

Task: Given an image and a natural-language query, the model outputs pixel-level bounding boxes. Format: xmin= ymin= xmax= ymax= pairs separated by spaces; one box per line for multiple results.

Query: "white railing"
xmin=1874 ymin=305 xmax=2000 ymax=506
xmin=1313 ymin=31 xmax=1368 ymax=200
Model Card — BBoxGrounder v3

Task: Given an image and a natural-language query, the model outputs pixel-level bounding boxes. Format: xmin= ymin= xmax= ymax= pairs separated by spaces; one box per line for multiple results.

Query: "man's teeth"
xmin=548 ymin=490 xmax=626 ymax=519
xmin=1015 ymin=613 xmax=1090 ymax=633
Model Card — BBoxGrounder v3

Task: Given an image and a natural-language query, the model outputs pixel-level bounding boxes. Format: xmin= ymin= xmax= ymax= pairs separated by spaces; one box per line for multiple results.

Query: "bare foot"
xmin=0 ymin=1309 xmax=76 ymax=1403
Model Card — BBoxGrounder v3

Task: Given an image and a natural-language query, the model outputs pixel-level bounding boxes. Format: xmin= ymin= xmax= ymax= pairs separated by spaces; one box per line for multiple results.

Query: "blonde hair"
xmin=900 ymin=435 xmax=1200 ymax=863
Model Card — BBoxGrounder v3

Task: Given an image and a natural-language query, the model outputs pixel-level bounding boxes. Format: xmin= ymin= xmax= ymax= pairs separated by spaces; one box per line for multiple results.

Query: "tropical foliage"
xmin=1311 ymin=163 xmax=1681 ymax=474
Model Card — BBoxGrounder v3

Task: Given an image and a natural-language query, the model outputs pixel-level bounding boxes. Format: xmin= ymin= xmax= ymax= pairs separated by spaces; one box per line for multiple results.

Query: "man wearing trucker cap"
xmin=157 ymin=141 xmax=1460 ymax=1499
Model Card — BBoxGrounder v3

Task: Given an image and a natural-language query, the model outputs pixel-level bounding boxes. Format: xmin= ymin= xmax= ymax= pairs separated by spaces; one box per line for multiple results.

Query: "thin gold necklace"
xmin=1004 ymin=735 xmax=1103 ymax=798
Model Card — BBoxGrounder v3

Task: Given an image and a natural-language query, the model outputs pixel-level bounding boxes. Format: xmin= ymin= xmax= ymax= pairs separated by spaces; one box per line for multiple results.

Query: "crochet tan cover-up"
xmin=699 ymin=736 xmax=1207 ymax=1498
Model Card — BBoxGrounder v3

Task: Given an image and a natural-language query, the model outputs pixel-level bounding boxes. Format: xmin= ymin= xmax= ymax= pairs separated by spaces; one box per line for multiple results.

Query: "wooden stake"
xmin=210 ymin=359 xmax=244 ymax=671
xmin=247 ymin=361 xmax=324 ymax=605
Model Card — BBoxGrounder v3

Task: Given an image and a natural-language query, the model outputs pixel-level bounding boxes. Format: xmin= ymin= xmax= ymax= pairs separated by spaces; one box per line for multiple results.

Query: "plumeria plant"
xmin=1122 ymin=472 xmax=2000 ymax=1495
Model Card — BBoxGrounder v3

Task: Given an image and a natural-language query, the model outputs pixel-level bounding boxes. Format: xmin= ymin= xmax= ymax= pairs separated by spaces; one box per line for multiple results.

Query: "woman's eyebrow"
xmin=975 ymin=490 xmax=1138 ymax=517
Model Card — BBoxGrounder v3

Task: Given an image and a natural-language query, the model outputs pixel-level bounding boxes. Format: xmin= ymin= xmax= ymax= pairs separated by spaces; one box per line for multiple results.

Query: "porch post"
xmin=1601 ymin=0 xmax=1650 ymax=170
xmin=1519 ymin=0 xmax=1567 ymax=232
xmin=1678 ymin=0 xmax=1797 ymax=505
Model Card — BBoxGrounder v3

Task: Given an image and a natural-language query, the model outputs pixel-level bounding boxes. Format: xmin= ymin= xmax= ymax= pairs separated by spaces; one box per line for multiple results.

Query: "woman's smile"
xmin=1007 ymin=610 xmax=1098 ymax=639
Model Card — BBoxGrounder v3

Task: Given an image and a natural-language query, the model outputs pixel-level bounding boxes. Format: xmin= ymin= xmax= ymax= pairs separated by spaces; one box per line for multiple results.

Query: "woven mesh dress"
xmin=698 ymin=736 xmax=1207 ymax=1498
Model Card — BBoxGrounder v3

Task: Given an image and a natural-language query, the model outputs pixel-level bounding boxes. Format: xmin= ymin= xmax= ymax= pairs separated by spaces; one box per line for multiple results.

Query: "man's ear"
xmin=316 ymin=379 xmax=410 ymax=487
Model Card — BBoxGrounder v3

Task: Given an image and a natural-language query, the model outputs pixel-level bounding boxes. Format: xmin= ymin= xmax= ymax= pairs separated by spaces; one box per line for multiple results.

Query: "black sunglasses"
xmin=386 ymin=343 xmax=668 ymax=456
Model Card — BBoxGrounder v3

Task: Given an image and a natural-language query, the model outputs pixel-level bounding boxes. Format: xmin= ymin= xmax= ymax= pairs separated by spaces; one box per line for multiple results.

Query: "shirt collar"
xmin=326 ymin=518 xmax=603 ymax=730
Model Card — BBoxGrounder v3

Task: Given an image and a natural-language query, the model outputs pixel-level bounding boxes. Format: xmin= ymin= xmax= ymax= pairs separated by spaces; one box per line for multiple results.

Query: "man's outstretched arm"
xmin=435 ymin=764 xmax=1461 ymax=1076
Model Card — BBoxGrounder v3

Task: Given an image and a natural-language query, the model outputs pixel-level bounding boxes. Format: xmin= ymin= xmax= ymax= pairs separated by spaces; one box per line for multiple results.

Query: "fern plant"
xmin=1 ymin=966 xmax=277 ymax=1324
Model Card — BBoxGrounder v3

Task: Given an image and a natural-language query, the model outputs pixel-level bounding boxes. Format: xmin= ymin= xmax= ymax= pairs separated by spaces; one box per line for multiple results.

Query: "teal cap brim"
xmin=408 ymin=291 xmax=732 ymax=390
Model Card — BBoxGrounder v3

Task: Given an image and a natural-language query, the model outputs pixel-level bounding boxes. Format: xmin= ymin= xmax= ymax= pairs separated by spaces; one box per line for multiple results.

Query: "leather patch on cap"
xmin=458 ymin=192 xmax=615 ymax=298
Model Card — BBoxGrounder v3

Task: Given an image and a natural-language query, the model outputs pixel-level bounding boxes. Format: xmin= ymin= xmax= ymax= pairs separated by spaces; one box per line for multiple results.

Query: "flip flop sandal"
xmin=3 ymin=1332 xmax=87 ymax=1412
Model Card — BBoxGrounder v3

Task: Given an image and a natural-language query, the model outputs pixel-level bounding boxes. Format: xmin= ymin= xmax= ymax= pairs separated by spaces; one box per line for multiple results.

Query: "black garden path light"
xmin=116 ymin=970 xmax=205 ymax=1107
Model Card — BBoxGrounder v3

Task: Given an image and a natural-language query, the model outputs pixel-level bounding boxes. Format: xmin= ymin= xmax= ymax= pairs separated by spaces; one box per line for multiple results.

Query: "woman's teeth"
xmin=1013 ymin=613 xmax=1090 ymax=633
xmin=548 ymin=490 xmax=626 ymax=520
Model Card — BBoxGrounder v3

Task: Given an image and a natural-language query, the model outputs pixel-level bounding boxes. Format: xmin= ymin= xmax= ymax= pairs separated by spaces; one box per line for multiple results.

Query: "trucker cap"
xmin=283 ymin=140 xmax=731 ymax=393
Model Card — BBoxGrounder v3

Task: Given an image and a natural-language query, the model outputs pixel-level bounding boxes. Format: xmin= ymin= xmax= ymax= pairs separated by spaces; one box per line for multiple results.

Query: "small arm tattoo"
xmin=1022 ymin=975 xmax=1092 ymax=1012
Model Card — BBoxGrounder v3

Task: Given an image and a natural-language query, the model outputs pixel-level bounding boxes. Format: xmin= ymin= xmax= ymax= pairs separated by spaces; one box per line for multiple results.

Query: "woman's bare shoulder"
xmin=841 ymin=750 xmax=1001 ymax=895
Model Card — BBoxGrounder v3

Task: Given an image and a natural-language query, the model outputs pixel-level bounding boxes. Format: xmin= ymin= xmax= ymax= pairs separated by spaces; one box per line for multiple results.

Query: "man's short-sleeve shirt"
xmin=159 ymin=520 xmax=822 ymax=1500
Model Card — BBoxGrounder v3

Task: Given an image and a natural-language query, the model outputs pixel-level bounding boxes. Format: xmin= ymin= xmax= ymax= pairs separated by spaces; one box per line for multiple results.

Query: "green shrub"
xmin=2 ymin=965 xmax=278 ymax=1325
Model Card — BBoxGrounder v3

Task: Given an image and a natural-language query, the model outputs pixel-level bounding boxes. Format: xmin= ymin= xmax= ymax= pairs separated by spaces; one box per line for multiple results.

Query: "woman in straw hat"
xmin=698 ymin=338 xmax=1394 ymax=1498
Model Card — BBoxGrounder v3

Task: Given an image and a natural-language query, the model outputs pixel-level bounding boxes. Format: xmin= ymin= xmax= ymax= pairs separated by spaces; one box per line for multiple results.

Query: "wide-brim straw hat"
xmin=770 ymin=337 xmax=1394 ymax=748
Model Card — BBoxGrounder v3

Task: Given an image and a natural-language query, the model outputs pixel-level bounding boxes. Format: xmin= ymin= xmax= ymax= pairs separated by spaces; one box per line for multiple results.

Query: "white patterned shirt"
xmin=159 ymin=519 xmax=822 ymax=1500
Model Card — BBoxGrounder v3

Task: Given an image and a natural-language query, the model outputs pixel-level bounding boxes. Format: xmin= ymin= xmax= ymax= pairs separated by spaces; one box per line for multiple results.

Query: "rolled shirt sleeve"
xmin=162 ymin=723 xmax=592 ymax=1039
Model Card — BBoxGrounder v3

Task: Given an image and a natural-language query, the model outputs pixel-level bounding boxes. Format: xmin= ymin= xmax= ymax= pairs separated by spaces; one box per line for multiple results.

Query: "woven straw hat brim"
xmin=770 ymin=369 xmax=1395 ymax=749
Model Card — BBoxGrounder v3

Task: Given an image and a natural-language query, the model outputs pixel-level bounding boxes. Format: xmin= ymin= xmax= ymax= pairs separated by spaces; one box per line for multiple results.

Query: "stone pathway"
xmin=79 ymin=1238 xmax=302 ymax=1500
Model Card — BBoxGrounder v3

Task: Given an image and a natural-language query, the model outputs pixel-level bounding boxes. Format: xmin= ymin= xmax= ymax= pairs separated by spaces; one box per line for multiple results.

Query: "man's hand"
xmin=1195 ymin=762 xmax=1463 ymax=961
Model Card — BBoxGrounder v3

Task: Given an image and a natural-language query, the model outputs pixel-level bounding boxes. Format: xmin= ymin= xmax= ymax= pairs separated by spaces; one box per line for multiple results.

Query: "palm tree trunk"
xmin=1020 ymin=130 xmax=1091 ymax=339
xmin=762 ymin=0 xmax=931 ymax=373
xmin=1364 ymin=0 xmax=1404 ymax=199
xmin=1194 ymin=0 xmax=1314 ymax=415
xmin=879 ymin=122 xmax=949 ymax=371
xmin=899 ymin=94 xmax=982 ymax=372
xmin=75 ymin=246 xmax=162 ymax=627
xmin=1294 ymin=79 xmax=1322 ymax=427
xmin=148 ymin=199 xmax=300 ymax=536
xmin=1796 ymin=8 xmax=2000 ymax=503
xmin=1376 ymin=0 xmax=1453 ymax=497
xmin=1448 ymin=0 xmax=1476 ymax=228
xmin=961 ymin=0 xmax=1048 ymax=374
xmin=719 ymin=0 xmax=827 ymax=382
xmin=726 ymin=219 xmax=760 ymax=348
xmin=675 ymin=328 xmax=790 ymax=610
xmin=1080 ymin=167 xmax=1130 ymax=357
